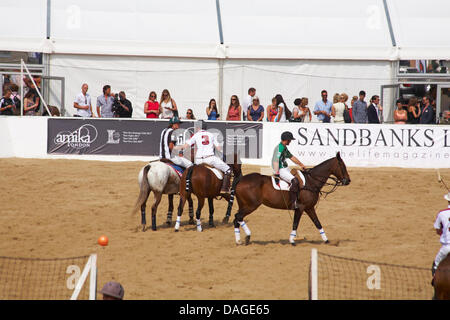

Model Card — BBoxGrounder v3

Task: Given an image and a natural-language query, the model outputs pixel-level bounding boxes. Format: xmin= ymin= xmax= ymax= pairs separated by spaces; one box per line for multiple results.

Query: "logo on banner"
xmin=54 ymin=124 xmax=98 ymax=149
xmin=106 ymin=130 xmax=121 ymax=144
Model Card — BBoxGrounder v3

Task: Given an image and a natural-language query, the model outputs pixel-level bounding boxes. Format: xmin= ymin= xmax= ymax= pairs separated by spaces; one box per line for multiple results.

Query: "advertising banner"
xmin=263 ymin=122 xmax=450 ymax=168
xmin=47 ymin=118 xmax=262 ymax=160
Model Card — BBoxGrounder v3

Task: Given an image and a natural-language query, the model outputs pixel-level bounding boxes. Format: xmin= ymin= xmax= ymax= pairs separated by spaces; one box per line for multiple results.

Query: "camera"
xmin=112 ymin=93 xmax=122 ymax=114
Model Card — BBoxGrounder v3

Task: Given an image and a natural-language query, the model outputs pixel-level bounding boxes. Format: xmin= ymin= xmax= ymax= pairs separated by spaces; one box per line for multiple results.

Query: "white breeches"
xmin=171 ymin=156 xmax=193 ymax=168
xmin=195 ymin=156 xmax=230 ymax=173
xmin=279 ymin=167 xmax=295 ymax=183
xmin=434 ymin=245 xmax=450 ymax=268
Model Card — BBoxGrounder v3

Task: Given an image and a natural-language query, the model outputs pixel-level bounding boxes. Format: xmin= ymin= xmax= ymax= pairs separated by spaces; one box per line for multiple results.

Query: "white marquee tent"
xmin=1 ymin=0 xmax=449 ymax=120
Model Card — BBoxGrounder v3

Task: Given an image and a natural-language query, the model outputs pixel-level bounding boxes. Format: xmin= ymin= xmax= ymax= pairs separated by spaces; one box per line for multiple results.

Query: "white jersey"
xmin=434 ymin=206 xmax=450 ymax=245
xmin=187 ymin=130 xmax=219 ymax=159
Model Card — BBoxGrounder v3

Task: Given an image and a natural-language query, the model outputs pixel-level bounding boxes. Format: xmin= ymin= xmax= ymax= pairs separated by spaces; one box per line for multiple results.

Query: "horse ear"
xmin=336 ymin=152 xmax=341 ymax=161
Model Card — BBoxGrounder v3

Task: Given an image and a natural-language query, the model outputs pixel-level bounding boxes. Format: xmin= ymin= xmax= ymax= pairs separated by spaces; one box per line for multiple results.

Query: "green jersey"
xmin=272 ymin=142 xmax=293 ymax=171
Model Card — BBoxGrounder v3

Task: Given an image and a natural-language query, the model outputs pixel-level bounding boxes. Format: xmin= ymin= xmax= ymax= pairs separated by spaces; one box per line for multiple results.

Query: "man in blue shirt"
xmin=313 ymin=90 xmax=332 ymax=123
xmin=352 ymin=90 xmax=368 ymax=123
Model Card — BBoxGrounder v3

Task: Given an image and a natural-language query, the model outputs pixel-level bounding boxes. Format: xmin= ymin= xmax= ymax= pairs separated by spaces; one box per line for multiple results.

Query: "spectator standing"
xmin=185 ymin=108 xmax=196 ymax=120
xmin=266 ymin=97 xmax=281 ymax=122
xmin=292 ymin=98 xmax=303 ymax=122
xmin=114 ymin=91 xmax=133 ymax=118
xmin=300 ymin=98 xmax=312 ymax=122
xmin=74 ymin=83 xmax=92 ymax=117
xmin=420 ymin=96 xmax=434 ymax=124
xmin=23 ymin=90 xmax=39 ymax=116
xmin=226 ymin=95 xmax=241 ymax=121
xmin=242 ymin=87 xmax=256 ymax=121
xmin=393 ymin=99 xmax=407 ymax=124
xmin=275 ymin=94 xmax=291 ymax=122
xmin=407 ymin=98 xmax=420 ymax=124
xmin=0 ymin=88 xmax=15 ymax=116
xmin=367 ymin=95 xmax=381 ymax=124
xmin=349 ymin=95 xmax=357 ymax=122
xmin=313 ymin=90 xmax=333 ymax=123
xmin=332 ymin=93 xmax=340 ymax=104
xmin=96 ymin=85 xmax=115 ymax=118
xmin=332 ymin=94 xmax=346 ymax=123
xmin=144 ymin=91 xmax=160 ymax=119
xmin=160 ymin=89 xmax=178 ymax=119
xmin=206 ymin=99 xmax=219 ymax=120
xmin=100 ymin=281 xmax=124 ymax=300
xmin=352 ymin=90 xmax=368 ymax=123
xmin=247 ymin=96 xmax=264 ymax=121
xmin=9 ymin=83 xmax=21 ymax=115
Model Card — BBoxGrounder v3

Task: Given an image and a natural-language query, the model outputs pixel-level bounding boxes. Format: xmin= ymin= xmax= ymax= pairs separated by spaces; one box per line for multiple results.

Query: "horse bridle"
xmin=301 ymin=159 xmax=346 ymax=197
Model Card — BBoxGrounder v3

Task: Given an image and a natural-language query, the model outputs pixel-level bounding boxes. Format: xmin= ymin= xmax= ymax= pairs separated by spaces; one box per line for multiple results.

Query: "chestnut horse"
xmin=230 ymin=152 xmax=350 ymax=245
xmin=174 ymin=156 xmax=242 ymax=232
xmin=433 ymin=254 xmax=450 ymax=300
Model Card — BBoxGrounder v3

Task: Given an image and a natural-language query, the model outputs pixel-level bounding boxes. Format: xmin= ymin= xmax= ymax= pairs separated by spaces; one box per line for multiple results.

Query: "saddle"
xmin=271 ymin=169 xmax=306 ymax=191
xmin=200 ymin=164 xmax=223 ymax=180
xmin=158 ymin=158 xmax=185 ymax=177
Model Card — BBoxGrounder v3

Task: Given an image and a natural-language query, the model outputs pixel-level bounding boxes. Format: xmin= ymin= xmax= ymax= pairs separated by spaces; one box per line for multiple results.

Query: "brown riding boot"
xmin=289 ymin=177 xmax=300 ymax=209
xmin=221 ymin=172 xmax=232 ymax=193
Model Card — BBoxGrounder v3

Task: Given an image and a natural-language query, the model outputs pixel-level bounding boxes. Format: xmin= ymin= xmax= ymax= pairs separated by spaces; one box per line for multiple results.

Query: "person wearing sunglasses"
xmin=226 ymin=95 xmax=241 ymax=121
xmin=185 ymin=108 xmax=196 ymax=120
xmin=160 ymin=89 xmax=178 ymax=119
xmin=144 ymin=91 xmax=160 ymax=119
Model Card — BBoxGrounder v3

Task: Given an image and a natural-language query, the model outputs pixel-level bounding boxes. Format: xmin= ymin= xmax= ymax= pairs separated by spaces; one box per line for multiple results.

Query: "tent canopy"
xmin=1 ymin=0 xmax=449 ymax=59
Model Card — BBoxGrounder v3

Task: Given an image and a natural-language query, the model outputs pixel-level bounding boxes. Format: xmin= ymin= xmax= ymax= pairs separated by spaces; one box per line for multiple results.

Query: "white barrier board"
xmin=263 ymin=122 xmax=450 ymax=168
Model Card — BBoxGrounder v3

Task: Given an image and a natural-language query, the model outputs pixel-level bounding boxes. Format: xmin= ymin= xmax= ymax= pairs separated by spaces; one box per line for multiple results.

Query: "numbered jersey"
xmin=434 ymin=207 xmax=450 ymax=245
xmin=186 ymin=130 xmax=219 ymax=158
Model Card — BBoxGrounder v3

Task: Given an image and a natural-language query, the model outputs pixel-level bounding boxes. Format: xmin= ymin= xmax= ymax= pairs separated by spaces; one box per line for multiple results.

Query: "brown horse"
xmin=174 ymin=157 xmax=242 ymax=232
xmin=230 ymin=152 xmax=350 ymax=245
xmin=433 ymin=254 xmax=450 ymax=300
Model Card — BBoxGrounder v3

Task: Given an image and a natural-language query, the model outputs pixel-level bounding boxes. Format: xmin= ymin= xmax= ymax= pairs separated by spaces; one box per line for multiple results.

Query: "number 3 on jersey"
xmin=201 ymin=135 xmax=210 ymax=145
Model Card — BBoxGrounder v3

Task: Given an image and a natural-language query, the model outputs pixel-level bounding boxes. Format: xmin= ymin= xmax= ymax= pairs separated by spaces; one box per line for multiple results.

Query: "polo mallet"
xmin=437 ymin=169 xmax=450 ymax=192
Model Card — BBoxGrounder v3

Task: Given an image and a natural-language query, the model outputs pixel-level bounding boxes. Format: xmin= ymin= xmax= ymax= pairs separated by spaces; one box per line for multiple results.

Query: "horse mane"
xmin=309 ymin=156 xmax=337 ymax=174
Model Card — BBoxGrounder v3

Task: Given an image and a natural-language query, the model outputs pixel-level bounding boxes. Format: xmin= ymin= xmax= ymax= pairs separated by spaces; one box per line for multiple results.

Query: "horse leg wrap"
xmin=239 ymin=221 xmax=251 ymax=236
xmin=167 ymin=211 xmax=173 ymax=221
xmin=151 ymin=215 xmax=156 ymax=230
xmin=189 ymin=207 xmax=194 ymax=219
xmin=319 ymin=228 xmax=328 ymax=242
xmin=234 ymin=228 xmax=241 ymax=244
xmin=175 ymin=216 xmax=181 ymax=231
xmin=196 ymin=219 xmax=202 ymax=232
xmin=289 ymin=230 xmax=297 ymax=244
xmin=141 ymin=209 xmax=146 ymax=226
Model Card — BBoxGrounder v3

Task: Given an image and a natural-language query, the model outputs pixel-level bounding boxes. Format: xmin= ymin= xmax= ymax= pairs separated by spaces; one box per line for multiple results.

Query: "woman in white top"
xmin=274 ymin=94 xmax=290 ymax=122
xmin=159 ymin=89 xmax=178 ymax=119
xmin=331 ymin=93 xmax=347 ymax=123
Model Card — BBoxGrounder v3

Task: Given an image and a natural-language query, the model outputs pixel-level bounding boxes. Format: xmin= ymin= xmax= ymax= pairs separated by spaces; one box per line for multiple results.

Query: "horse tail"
xmin=132 ymin=164 xmax=152 ymax=216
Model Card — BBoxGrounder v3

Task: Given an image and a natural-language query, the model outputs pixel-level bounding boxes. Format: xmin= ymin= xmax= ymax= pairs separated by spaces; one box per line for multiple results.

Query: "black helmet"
xmin=281 ymin=131 xmax=295 ymax=141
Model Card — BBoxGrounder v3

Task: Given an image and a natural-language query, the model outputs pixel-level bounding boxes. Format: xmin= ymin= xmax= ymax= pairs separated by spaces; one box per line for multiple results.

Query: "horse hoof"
xmin=209 ymin=222 xmax=215 ymax=228
xmin=142 ymin=225 xmax=146 ymax=232
xmin=324 ymin=240 xmax=330 ymax=244
xmin=223 ymin=216 xmax=229 ymax=224
xmin=188 ymin=218 xmax=195 ymax=225
xmin=166 ymin=221 xmax=172 ymax=227
xmin=174 ymin=229 xmax=179 ymax=232
xmin=235 ymin=241 xmax=241 ymax=246
xmin=290 ymin=241 xmax=296 ymax=246
xmin=245 ymin=236 xmax=251 ymax=245
xmin=152 ymin=226 xmax=157 ymax=231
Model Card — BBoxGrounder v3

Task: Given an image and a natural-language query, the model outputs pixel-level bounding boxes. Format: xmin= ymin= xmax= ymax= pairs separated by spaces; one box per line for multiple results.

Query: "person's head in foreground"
xmin=100 ymin=281 xmax=124 ymax=300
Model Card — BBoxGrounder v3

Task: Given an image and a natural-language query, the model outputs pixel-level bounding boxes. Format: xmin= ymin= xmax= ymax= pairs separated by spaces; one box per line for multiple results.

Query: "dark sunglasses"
xmin=150 ymin=95 xmax=156 ymax=98
xmin=187 ymin=112 xmax=192 ymax=114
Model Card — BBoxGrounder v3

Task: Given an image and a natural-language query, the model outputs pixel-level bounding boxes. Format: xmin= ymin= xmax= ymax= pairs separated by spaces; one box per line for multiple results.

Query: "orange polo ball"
xmin=98 ymin=235 xmax=109 ymax=246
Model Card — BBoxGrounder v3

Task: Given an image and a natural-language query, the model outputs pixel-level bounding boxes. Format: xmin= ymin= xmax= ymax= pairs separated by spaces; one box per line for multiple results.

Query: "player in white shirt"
xmin=73 ymin=83 xmax=92 ymax=117
xmin=175 ymin=120 xmax=232 ymax=192
xmin=432 ymin=192 xmax=450 ymax=278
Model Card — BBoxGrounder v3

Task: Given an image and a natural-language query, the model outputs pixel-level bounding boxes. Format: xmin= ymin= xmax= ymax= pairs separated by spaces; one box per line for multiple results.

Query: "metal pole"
xmin=20 ymin=60 xmax=24 ymax=117
xmin=215 ymin=0 xmax=224 ymax=44
xmin=382 ymin=0 xmax=396 ymax=47
xmin=310 ymin=248 xmax=318 ymax=300
xmin=218 ymin=59 xmax=224 ymax=119
xmin=22 ymin=60 xmax=52 ymax=116
xmin=46 ymin=0 xmax=51 ymax=39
